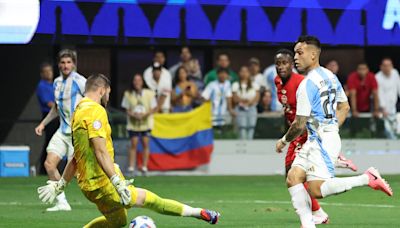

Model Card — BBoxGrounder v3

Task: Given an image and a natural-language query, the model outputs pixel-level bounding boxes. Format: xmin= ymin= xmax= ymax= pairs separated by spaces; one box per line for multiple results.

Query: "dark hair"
xmin=181 ymin=46 xmax=190 ymax=53
xmin=238 ymin=66 xmax=252 ymax=92
xmin=381 ymin=57 xmax=392 ymax=64
xmin=154 ymin=49 xmax=165 ymax=56
xmin=216 ymin=67 xmax=229 ymax=75
xmin=58 ymin=49 xmax=77 ymax=64
xmin=357 ymin=62 xmax=369 ymax=68
xmin=295 ymin=35 xmax=321 ymax=49
xmin=85 ymin=73 xmax=111 ymax=92
xmin=40 ymin=62 xmax=52 ymax=72
xmin=275 ymin=49 xmax=294 ymax=61
xmin=173 ymin=66 xmax=188 ymax=87
xmin=217 ymin=53 xmax=229 ymax=60
xmin=130 ymin=73 xmax=149 ymax=92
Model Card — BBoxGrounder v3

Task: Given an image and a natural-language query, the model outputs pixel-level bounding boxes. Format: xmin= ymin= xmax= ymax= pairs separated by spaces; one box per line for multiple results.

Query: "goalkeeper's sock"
xmin=143 ymin=190 xmax=189 ymax=216
xmin=56 ymin=192 xmax=67 ymax=204
xmin=182 ymin=205 xmax=202 ymax=218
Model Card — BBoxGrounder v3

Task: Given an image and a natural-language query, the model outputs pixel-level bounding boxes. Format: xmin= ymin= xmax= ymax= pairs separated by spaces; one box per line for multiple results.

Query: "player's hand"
xmin=275 ymin=139 xmax=287 ymax=153
xmin=351 ymin=111 xmax=359 ymax=118
xmin=37 ymin=178 xmax=67 ymax=204
xmin=35 ymin=123 xmax=45 ymax=136
xmin=111 ymin=174 xmax=132 ymax=206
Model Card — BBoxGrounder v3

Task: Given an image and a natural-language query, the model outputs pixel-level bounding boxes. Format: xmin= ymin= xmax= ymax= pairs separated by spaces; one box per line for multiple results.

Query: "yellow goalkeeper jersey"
xmin=72 ymin=97 xmax=114 ymax=191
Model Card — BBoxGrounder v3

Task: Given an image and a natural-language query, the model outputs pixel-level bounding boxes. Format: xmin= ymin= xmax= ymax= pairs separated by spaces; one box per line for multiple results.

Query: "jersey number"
xmin=320 ymin=89 xmax=336 ymax=119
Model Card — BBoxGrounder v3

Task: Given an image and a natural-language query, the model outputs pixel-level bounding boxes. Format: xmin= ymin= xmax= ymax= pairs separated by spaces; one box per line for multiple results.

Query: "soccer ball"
xmin=129 ymin=215 xmax=156 ymax=228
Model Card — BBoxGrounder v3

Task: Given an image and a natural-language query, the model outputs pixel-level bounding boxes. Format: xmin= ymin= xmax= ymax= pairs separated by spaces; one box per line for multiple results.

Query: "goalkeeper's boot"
xmin=200 ymin=209 xmax=220 ymax=224
xmin=46 ymin=200 xmax=71 ymax=212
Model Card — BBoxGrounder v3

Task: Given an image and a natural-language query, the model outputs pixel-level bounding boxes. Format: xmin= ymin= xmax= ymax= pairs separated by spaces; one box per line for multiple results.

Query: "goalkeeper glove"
xmin=37 ymin=178 xmax=67 ymax=204
xmin=111 ymin=174 xmax=133 ymax=205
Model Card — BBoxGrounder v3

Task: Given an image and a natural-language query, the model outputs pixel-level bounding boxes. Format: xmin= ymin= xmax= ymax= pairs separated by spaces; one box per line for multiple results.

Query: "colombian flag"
xmin=137 ymin=102 xmax=213 ymax=170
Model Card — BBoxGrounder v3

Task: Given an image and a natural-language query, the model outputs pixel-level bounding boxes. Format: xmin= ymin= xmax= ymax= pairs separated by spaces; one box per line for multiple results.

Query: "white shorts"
xmin=292 ymin=131 xmax=341 ymax=181
xmin=46 ymin=130 xmax=74 ymax=159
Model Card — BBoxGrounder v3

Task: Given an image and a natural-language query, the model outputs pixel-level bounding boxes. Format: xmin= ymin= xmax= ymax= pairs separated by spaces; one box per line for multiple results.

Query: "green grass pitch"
xmin=0 ymin=175 xmax=399 ymax=227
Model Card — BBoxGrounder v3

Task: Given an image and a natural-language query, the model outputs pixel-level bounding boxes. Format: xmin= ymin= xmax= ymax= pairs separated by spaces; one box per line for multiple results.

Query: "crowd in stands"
xmin=35 ymin=47 xmax=400 ymax=176
xmin=37 ymin=47 xmax=400 ymax=144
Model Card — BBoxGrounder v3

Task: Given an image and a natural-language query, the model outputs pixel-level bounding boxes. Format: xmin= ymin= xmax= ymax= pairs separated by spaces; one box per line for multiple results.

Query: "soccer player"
xmin=275 ymin=36 xmax=393 ymax=228
xmin=37 ymin=74 xmax=220 ymax=227
xmin=35 ymin=49 xmax=86 ymax=211
xmin=273 ymin=49 xmax=358 ymax=224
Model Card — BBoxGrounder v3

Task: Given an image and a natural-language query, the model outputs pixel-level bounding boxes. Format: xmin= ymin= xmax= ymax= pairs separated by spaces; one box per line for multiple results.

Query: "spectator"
xmin=145 ymin=62 xmax=172 ymax=113
xmin=121 ymin=73 xmax=157 ymax=176
xmin=248 ymin=57 xmax=268 ymax=90
xmin=36 ymin=62 xmax=58 ymax=175
xmin=144 ymin=50 xmax=172 ymax=87
xmin=376 ymin=58 xmax=400 ymax=139
xmin=184 ymin=58 xmax=205 ymax=107
xmin=263 ymin=64 xmax=283 ymax=111
xmin=169 ymin=46 xmax=201 ymax=79
xmin=232 ymin=66 xmax=260 ymax=140
xmin=204 ymin=53 xmax=238 ymax=86
xmin=347 ymin=63 xmax=380 ymax=117
xmin=257 ymin=90 xmax=273 ymax=114
xmin=202 ymin=68 xmax=235 ymax=127
xmin=171 ymin=66 xmax=198 ymax=112
xmin=326 ymin=59 xmax=348 ymax=95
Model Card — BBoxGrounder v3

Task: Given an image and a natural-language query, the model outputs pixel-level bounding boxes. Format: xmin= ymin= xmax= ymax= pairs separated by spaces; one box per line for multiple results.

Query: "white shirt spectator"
xmin=252 ymin=73 xmax=268 ymax=89
xmin=376 ymin=69 xmax=400 ymax=115
xmin=144 ymin=68 xmax=172 ymax=112
xmin=232 ymin=81 xmax=260 ymax=102
xmin=263 ymin=65 xmax=282 ymax=111
xmin=202 ymin=80 xmax=232 ymax=126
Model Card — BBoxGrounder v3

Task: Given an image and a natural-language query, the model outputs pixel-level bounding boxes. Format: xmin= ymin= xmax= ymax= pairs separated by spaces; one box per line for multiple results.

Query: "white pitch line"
xmin=188 ymin=200 xmax=396 ymax=208
xmin=0 ymin=200 xmax=396 ymax=209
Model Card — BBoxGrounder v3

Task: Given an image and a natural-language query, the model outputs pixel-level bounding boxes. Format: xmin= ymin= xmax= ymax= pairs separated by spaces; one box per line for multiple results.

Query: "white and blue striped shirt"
xmin=53 ymin=71 xmax=86 ymax=134
xmin=296 ymin=67 xmax=348 ymax=140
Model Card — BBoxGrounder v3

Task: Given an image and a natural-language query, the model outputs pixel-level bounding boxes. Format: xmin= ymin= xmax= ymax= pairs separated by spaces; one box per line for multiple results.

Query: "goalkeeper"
xmin=38 ymin=74 xmax=220 ymax=227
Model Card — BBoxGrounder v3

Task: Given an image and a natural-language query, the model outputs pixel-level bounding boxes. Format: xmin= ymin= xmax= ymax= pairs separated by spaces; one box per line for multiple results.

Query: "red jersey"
xmin=346 ymin=71 xmax=377 ymax=112
xmin=274 ymin=72 xmax=305 ymax=124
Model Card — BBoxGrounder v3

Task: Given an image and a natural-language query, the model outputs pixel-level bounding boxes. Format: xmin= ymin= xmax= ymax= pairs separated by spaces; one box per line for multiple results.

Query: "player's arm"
xmin=276 ymin=115 xmax=307 ymax=153
xmin=91 ymin=137 xmax=117 ymax=178
xmin=35 ymin=104 xmax=59 ymax=136
xmin=336 ymin=101 xmax=350 ymax=127
xmin=284 ymin=115 xmax=308 ymax=142
xmin=91 ymin=136 xmax=131 ymax=205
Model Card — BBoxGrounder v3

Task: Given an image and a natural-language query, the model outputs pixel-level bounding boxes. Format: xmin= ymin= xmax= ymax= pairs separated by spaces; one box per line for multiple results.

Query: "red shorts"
xmin=285 ymin=133 xmax=308 ymax=168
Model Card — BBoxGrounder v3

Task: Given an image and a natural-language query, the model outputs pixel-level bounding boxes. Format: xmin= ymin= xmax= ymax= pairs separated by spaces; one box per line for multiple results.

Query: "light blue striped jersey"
xmin=53 ymin=71 xmax=86 ymax=134
xmin=296 ymin=67 xmax=347 ymax=140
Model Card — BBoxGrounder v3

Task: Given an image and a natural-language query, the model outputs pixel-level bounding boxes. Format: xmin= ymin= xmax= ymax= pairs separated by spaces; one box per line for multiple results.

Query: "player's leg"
xmin=44 ymin=152 xmax=62 ymax=181
xmin=286 ymin=141 xmax=327 ymax=224
xmin=44 ymin=131 xmax=71 ymax=211
xmin=134 ymin=188 xmax=220 ymax=224
xmin=128 ymin=132 xmax=139 ymax=175
xmin=83 ymin=186 xmax=128 ymax=228
xmin=83 ymin=208 xmax=127 ymax=228
xmin=307 ymin=132 xmax=392 ymax=199
xmin=140 ymin=133 xmax=150 ymax=175
xmin=286 ymin=165 xmax=314 ymax=228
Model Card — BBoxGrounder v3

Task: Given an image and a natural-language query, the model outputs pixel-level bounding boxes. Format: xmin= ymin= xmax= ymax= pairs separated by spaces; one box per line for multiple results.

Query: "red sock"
xmin=303 ymin=182 xmax=320 ymax=211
